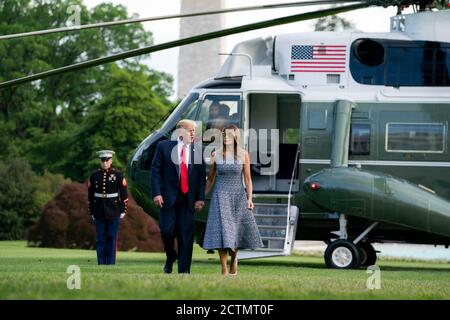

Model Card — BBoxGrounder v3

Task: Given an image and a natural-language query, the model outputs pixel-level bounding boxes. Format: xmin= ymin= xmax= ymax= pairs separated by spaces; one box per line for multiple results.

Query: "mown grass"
xmin=0 ymin=241 xmax=449 ymax=300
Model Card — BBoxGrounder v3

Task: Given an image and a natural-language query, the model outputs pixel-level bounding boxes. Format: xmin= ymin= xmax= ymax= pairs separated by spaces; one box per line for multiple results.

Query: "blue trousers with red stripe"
xmin=95 ymin=217 xmax=120 ymax=265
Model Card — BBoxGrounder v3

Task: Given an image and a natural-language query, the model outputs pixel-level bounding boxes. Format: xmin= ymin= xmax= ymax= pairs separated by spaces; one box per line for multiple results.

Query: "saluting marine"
xmin=88 ymin=150 xmax=128 ymax=265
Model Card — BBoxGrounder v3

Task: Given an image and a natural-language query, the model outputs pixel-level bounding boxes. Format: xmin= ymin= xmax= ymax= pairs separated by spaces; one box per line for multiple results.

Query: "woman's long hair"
xmin=221 ymin=124 xmax=243 ymax=160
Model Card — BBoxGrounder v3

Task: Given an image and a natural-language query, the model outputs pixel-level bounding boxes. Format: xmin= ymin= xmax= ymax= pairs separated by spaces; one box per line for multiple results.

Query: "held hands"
xmin=194 ymin=201 xmax=205 ymax=212
xmin=153 ymin=195 xmax=164 ymax=208
xmin=247 ymin=199 xmax=254 ymax=211
xmin=120 ymin=213 xmax=126 ymax=219
xmin=90 ymin=215 xmax=95 ymax=221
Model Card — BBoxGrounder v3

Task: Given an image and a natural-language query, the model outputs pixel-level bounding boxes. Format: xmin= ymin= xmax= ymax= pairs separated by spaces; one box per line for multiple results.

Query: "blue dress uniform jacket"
xmin=88 ymin=167 xmax=128 ymax=219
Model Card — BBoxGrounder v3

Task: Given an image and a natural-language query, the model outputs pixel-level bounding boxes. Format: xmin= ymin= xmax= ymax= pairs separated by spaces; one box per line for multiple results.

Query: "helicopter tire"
xmin=358 ymin=242 xmax=377 ymax=267
xmin=324 ymin=239 xmax=361 ymax=269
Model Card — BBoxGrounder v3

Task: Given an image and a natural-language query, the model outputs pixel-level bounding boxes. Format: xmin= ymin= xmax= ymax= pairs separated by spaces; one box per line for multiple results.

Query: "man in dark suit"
xmin=151 ymin=119 xmax=206 ymax=274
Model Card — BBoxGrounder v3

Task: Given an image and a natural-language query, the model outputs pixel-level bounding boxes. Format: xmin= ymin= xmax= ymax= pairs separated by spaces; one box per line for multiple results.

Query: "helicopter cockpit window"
xmin=139 ymin=93 xmax=199 ymax=170
xmin=350 ymin=39 xmax=450 ymax=86
xmin=197 ymin=95 xmax=242 ymax=140
xmin=160 ymin=92 xmax=200 ymax=132
xmin=386 ymin=123 xmax=445 ymax=153
xmin=350 ymin=123 xmax=371 ymax=156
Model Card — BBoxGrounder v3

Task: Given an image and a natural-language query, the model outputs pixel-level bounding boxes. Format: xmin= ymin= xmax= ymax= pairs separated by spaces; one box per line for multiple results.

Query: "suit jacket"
xmin=151 ymin=139 xmax=206 ymax=212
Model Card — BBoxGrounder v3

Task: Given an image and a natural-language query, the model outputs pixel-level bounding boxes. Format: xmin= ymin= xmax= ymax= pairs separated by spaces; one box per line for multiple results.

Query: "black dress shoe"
xmin=163 ymin=260 xmax=173 ymax=274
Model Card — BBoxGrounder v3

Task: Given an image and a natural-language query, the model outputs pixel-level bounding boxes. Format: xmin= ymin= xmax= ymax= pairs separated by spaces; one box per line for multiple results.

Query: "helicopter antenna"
xmin=0 ymin=2 xmax=369 ymax=89
xmin=0 ymin=0 xmax=362 ymax=41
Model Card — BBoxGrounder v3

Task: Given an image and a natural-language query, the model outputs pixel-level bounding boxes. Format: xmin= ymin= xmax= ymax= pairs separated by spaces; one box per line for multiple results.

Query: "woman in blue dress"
xmin=203 ymin=125 xmax=263 ymax=275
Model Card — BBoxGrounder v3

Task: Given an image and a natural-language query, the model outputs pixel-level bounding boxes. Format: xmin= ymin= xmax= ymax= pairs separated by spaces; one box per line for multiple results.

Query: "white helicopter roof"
xmin=211 ymin=10 xmax=450 ymax=104
xmin=393 ymin=9 xmax=450 ymax=43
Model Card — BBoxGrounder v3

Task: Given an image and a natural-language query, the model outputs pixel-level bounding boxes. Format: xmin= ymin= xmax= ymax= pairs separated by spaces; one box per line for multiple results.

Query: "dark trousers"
xmin=159 ymin=191 xmax=194 ymax=273
xmin=95 ymin=217 xmax=120 ymax=265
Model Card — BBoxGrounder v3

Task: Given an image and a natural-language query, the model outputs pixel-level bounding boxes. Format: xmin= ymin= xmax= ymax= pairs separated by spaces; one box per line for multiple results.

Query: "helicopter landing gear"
xmin=324 ymin=239 xmax=361 ymax=269
xmin=324 ymin=214 xmax=379 ymax=269
xmin=353 ymin=222 xmax=379 ymax=267
xmin=358 ymin=242 xmax=377 ymax=267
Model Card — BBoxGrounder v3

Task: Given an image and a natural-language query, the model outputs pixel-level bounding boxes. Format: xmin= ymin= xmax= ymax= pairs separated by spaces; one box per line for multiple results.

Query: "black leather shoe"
xmin=163 ymin=260 xmax=173 ymax=274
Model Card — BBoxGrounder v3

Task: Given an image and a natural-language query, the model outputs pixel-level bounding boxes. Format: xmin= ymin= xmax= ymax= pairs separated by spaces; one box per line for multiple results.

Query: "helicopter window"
xmin=160 ymin=92 xmax=200 ymax=131
xmin=163 ymin=93 xmax=200 ymax=140
xmin=138 ymin=93 xmax=200 ymax=171
xmin=139 ymin=136 xmax=166 ymax=170
xmin=180 ymin=97 xmax=200 ymax=120
xmin=350 ymin=39 xmax=450 ymax=87
xmin=197 ymin=95 xmax=242 ymax=140
xmin=350 ymin=123 xmax=371 ymax=156
xmin=386 ymin=123 xmax=445 ymax=153
xmin=353 ymin=39 xmax=385 ymax=67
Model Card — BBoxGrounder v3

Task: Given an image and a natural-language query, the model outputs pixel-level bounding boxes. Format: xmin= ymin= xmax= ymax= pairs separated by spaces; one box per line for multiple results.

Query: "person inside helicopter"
xmin=206 ymin=102 xmax=231 ymax=131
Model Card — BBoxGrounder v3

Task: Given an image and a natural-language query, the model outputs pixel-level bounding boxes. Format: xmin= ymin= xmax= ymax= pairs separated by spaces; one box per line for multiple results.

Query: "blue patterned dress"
xmin=203 ymin=152 xmax=263 ymax=250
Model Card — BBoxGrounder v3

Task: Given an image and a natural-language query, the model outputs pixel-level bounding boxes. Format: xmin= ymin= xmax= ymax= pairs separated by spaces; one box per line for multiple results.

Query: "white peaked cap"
xmin=96 ymin=150 xmax=115 ymax=158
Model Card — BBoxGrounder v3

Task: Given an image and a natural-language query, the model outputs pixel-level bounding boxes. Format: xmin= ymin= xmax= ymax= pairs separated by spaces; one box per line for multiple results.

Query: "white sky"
xmin=84 ymin=0 xmax=414 ymax=99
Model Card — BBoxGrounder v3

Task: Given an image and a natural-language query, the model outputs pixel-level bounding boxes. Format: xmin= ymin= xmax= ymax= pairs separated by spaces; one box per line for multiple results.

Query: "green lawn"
xmin=0 ymin=241 xmax=449 ymax=299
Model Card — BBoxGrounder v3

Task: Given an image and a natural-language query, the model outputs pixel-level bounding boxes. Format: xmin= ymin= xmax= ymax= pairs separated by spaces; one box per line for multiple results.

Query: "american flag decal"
xmin=290 ymin=44 xmax=347 ymax=73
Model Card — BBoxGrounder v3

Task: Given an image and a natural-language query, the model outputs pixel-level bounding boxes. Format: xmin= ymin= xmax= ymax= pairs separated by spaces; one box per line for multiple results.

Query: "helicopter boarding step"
xmin=238 ymin=202 xmax=299 ymax=260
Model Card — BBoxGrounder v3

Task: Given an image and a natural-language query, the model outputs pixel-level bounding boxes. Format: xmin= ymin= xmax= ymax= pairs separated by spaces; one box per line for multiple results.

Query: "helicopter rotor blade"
xmin=0 ymin=0 xmax=363 ymax=41
xmin=0 ymin=2 xmax=369 ymax=90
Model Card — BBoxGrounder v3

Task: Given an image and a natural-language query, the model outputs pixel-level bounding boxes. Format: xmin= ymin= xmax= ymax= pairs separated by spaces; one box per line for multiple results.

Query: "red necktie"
xmin=180 ymin=144 xmax=188 ymax=193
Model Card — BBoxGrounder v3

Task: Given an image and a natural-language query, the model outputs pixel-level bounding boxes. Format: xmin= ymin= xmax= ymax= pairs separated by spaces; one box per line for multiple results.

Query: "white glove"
xmin=91 ymin=215 xmax=95 ymax=221
xmin=120 ymin=213 xmax=126 ymax=219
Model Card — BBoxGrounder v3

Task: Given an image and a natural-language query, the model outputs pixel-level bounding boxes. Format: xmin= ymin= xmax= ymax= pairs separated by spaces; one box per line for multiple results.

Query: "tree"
xmin=0 ymin=0 xmax=153 ymax=141
xmin=33 ymin=170 xmax=71 ymax=212
xmin=313 ymin=14 xmax=357 ymax=32
xmin=0 ymin=0 xmax=174 ymax=181
xmin=0 ymin=158 xmax=37 ymax=239
xmin=28 ymin=64 xmax=173 ymax=181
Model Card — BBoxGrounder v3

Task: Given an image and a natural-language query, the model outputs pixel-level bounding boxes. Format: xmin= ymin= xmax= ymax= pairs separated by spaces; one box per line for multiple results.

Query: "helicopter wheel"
xmin=358 ymin=242 xmax=377 ymax=267
xmin=324 ymin=239 xmax=361 ymax=269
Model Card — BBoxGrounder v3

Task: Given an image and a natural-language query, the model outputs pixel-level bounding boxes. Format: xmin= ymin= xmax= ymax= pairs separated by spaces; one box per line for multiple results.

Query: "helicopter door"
xmin=247 ymin=93 xmax=300 ymax=193
xmin=239 ymin=93 xmax=301 ymax=259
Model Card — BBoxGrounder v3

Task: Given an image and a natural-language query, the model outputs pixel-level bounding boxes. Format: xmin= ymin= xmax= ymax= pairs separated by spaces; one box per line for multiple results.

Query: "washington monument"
xmin=178 ymin=0 xmax=225 ymax=99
